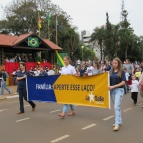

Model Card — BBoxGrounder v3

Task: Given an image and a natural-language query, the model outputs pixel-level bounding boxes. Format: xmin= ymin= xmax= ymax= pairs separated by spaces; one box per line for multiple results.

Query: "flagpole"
xmin=38 ymin=11 xmax=41 ymax=61
xmin=38 ymin=11 xmax=40 ymax=37
xmin=48 ymin=19 xmax=50 ymax=39
xmin=56 ymin=16 xmax=58 ymax=45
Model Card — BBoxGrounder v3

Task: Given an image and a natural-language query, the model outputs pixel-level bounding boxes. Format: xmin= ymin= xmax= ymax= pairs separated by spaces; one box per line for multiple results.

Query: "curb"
xmin=0 ymin=95 xmax=19 ymax=100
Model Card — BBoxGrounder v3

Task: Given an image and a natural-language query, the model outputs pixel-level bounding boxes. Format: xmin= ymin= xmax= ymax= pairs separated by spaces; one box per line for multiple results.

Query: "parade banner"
xmin=27 ymin=73 xmax=110 ymax=108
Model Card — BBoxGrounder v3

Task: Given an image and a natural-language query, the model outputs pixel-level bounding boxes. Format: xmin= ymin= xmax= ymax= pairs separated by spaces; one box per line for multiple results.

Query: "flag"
xmin=38 ymin=17 xmax=42 ymax=28
xmin=57 ymin=25 xmax=60 ymax=31
xmin=47 ymin=12 xmax=51 ymax=25
xmin=56 ymin=20 xmax=60 ymax=31
xmin=28 ymin=37 xmax=39 ymax=47
xmin=55 ymin=51 xmax=65 ymax=66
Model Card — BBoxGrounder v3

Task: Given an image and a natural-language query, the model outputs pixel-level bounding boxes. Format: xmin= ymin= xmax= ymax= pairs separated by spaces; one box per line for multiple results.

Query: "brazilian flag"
xmin=28 ymin=37 xmax=39 ymax=47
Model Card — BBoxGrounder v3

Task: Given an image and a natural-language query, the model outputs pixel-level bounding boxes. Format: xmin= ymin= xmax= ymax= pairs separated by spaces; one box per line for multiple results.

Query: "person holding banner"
xmin=108 ymin=57 xmax=126 ymax=131
xmin=58 ymin=56 xmax=78 ymax=118
xmin=17 ymin=62 xmax=36 ymax=114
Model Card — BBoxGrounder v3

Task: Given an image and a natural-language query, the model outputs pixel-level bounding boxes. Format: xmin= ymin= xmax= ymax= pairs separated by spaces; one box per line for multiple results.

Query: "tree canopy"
xmin=90 ymin=11 xmax=143 ymax=62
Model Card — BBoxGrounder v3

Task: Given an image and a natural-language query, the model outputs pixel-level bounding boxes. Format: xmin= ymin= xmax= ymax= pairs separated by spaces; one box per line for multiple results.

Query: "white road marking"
xmin=7 ymin=95 xmax=19 ymax=99
xmin=103 ymin=116 xmax=114 ymax=121
xmin=82 ymin=124 xmax=96 ymax=130
xmin=50 ymin=109 xmax=61 ymax=113
xmin=123 ymin=108 xmax=132 ymax=112
xmin=0 ymin=109 xmax=8 ymax=112
xmin=50 ymin=135 xmax=70 ymax=143
xmin=16 ymin=118 xmax=30 ymax=123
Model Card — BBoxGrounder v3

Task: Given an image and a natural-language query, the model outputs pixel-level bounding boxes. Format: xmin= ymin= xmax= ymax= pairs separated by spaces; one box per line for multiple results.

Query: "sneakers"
xmin=112 ymin=123 xmax=122 ymax=127
xmin=14 ymin=92 xmax=18 ymax=95
xmin=113 ymin=126 xmax=119 ymax=131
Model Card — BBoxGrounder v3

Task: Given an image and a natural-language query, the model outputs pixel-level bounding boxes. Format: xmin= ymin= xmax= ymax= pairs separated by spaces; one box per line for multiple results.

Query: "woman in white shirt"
xmin=58 ymin=56 xmax=78 ymax=118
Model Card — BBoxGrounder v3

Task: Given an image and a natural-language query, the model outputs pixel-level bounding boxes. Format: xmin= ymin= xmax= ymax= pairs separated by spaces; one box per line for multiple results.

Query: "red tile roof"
xmin=43 ymin=39 xmax=62 ymax=50
xmin=13 ymin=33 xmax=32 ymax=45
xmin=0 ymin=34 xmax=18 ymax=46
xmin=0 ymin=33 xmax=62 ymax=50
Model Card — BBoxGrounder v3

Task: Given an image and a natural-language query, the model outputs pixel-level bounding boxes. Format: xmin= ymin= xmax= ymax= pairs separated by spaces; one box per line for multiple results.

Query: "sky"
xmin=0 ymin=0 xmax=143 ymax=36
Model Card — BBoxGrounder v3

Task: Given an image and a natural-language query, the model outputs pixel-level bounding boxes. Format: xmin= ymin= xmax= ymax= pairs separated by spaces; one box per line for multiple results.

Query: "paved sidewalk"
xmin=0 ymin=85 xmax=18 ymax=100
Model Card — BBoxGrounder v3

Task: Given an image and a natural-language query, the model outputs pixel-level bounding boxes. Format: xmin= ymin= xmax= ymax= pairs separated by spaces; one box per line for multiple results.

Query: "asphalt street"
xmin=0 ymin=92 xmax=143 ymax=143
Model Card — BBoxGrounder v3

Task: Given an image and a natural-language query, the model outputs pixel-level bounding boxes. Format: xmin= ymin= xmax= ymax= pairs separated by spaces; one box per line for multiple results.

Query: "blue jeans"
xmin=110 ymin=88 xmax=124 ymax=126
xmin=1 ymin=80 xmax=11 ymax=95
xmin=63 ymin=104 xmax=75 ymax=113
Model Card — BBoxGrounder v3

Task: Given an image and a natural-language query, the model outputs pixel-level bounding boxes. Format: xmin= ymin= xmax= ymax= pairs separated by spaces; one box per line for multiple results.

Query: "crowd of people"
xmin=1 ymin=56 xmax=143 ymax=132
xmin=5 ymin=54 xmax=48 ymax=63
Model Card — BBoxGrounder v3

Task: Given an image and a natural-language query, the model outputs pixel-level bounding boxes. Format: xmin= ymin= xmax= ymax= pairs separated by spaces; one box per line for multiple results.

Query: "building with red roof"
xmin=0 ymin=32 xmax=62 ymax=65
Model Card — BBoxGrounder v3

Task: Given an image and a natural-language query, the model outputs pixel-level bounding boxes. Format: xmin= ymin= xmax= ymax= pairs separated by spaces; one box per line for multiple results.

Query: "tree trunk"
xmin=100 ymin=46 xmax=102 ymax=61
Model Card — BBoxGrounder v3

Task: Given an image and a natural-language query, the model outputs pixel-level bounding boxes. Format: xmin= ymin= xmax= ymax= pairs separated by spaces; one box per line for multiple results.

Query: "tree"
xmin=0 ymin=0 xmax=81 ymax=60
xmin=120 ymin=10 xmax=134 ymax=59
xmin=90 ymin=26 xmax=105 ymax=61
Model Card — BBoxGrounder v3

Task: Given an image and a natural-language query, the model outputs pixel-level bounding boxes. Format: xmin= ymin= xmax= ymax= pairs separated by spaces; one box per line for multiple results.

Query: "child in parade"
xmin=108 ymin=57 xmax=126 ymax=131
xmin=79 ymin=64 xmax=86 ymax=76
xmin=58 ymin=56 xmax=78 ymax=118
xmin=129 ymin=75 xmax=139 ymax=106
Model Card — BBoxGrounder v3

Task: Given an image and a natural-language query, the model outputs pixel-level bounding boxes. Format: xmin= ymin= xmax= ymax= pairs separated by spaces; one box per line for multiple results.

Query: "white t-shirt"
xmin=77 ymin=60 xmax=81 ymax=65
xmin=125 ymin=72 xmax=130 ymax=81
xmin=34 ymin=71 xmax=40 ymax=76
xmin=61 ymin=65 xmax=76 ymax=75
xmin=86 ymin=66 xmax=94 ymax=76
xmin=130 ymin=80 xmax=139 ymax=92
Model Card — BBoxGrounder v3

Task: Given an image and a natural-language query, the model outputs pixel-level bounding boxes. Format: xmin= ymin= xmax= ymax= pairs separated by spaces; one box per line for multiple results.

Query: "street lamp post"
xmin=81 ymin=46 xmax=84 ymax=61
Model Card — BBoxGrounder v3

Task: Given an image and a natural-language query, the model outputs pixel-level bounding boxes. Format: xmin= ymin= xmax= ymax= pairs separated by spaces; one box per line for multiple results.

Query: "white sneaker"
xmin=113 ymin=126 xmax=119 ymax=131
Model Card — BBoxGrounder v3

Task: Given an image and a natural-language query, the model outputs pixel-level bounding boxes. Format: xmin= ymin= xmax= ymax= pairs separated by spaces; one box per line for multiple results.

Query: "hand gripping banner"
xmin=27 ymin=73 xmax=110 ymax=108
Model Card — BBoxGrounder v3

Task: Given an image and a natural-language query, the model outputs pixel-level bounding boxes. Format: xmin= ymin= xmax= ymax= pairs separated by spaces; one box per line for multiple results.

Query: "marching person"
xmin=108 ymin=57 xmax=126 ymax=131
xmin=17 ymin=62 xmax=36 ymax=114
xmin=130 ymin=75 xmax=139 ymax=106
xmin=105 ymin=60 xmax=111 ymax=72
xmin=58 ymin=56 xmax=78 ymax=118
xmin=92 ymin=61 xmax=102 ymax=75
xmin=139 ymin=73 xmax=143 ymax=108
xmin=85 ymin=62 xmax=94 ymax=76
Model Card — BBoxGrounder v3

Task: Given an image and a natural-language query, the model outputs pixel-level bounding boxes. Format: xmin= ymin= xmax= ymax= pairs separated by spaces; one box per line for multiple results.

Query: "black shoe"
xmin=32 ymin=105 xmax=36 ymax=111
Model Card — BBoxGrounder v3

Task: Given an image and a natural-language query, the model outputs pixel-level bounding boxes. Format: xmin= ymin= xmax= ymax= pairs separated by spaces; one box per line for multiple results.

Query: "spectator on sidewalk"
xmin=39 ymin=67 xmax=48 ymax=76
xmin=0 ymin=69 xmax=11 ymax=95
xmin=12 ymin=69 xmax=17 ymax=85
